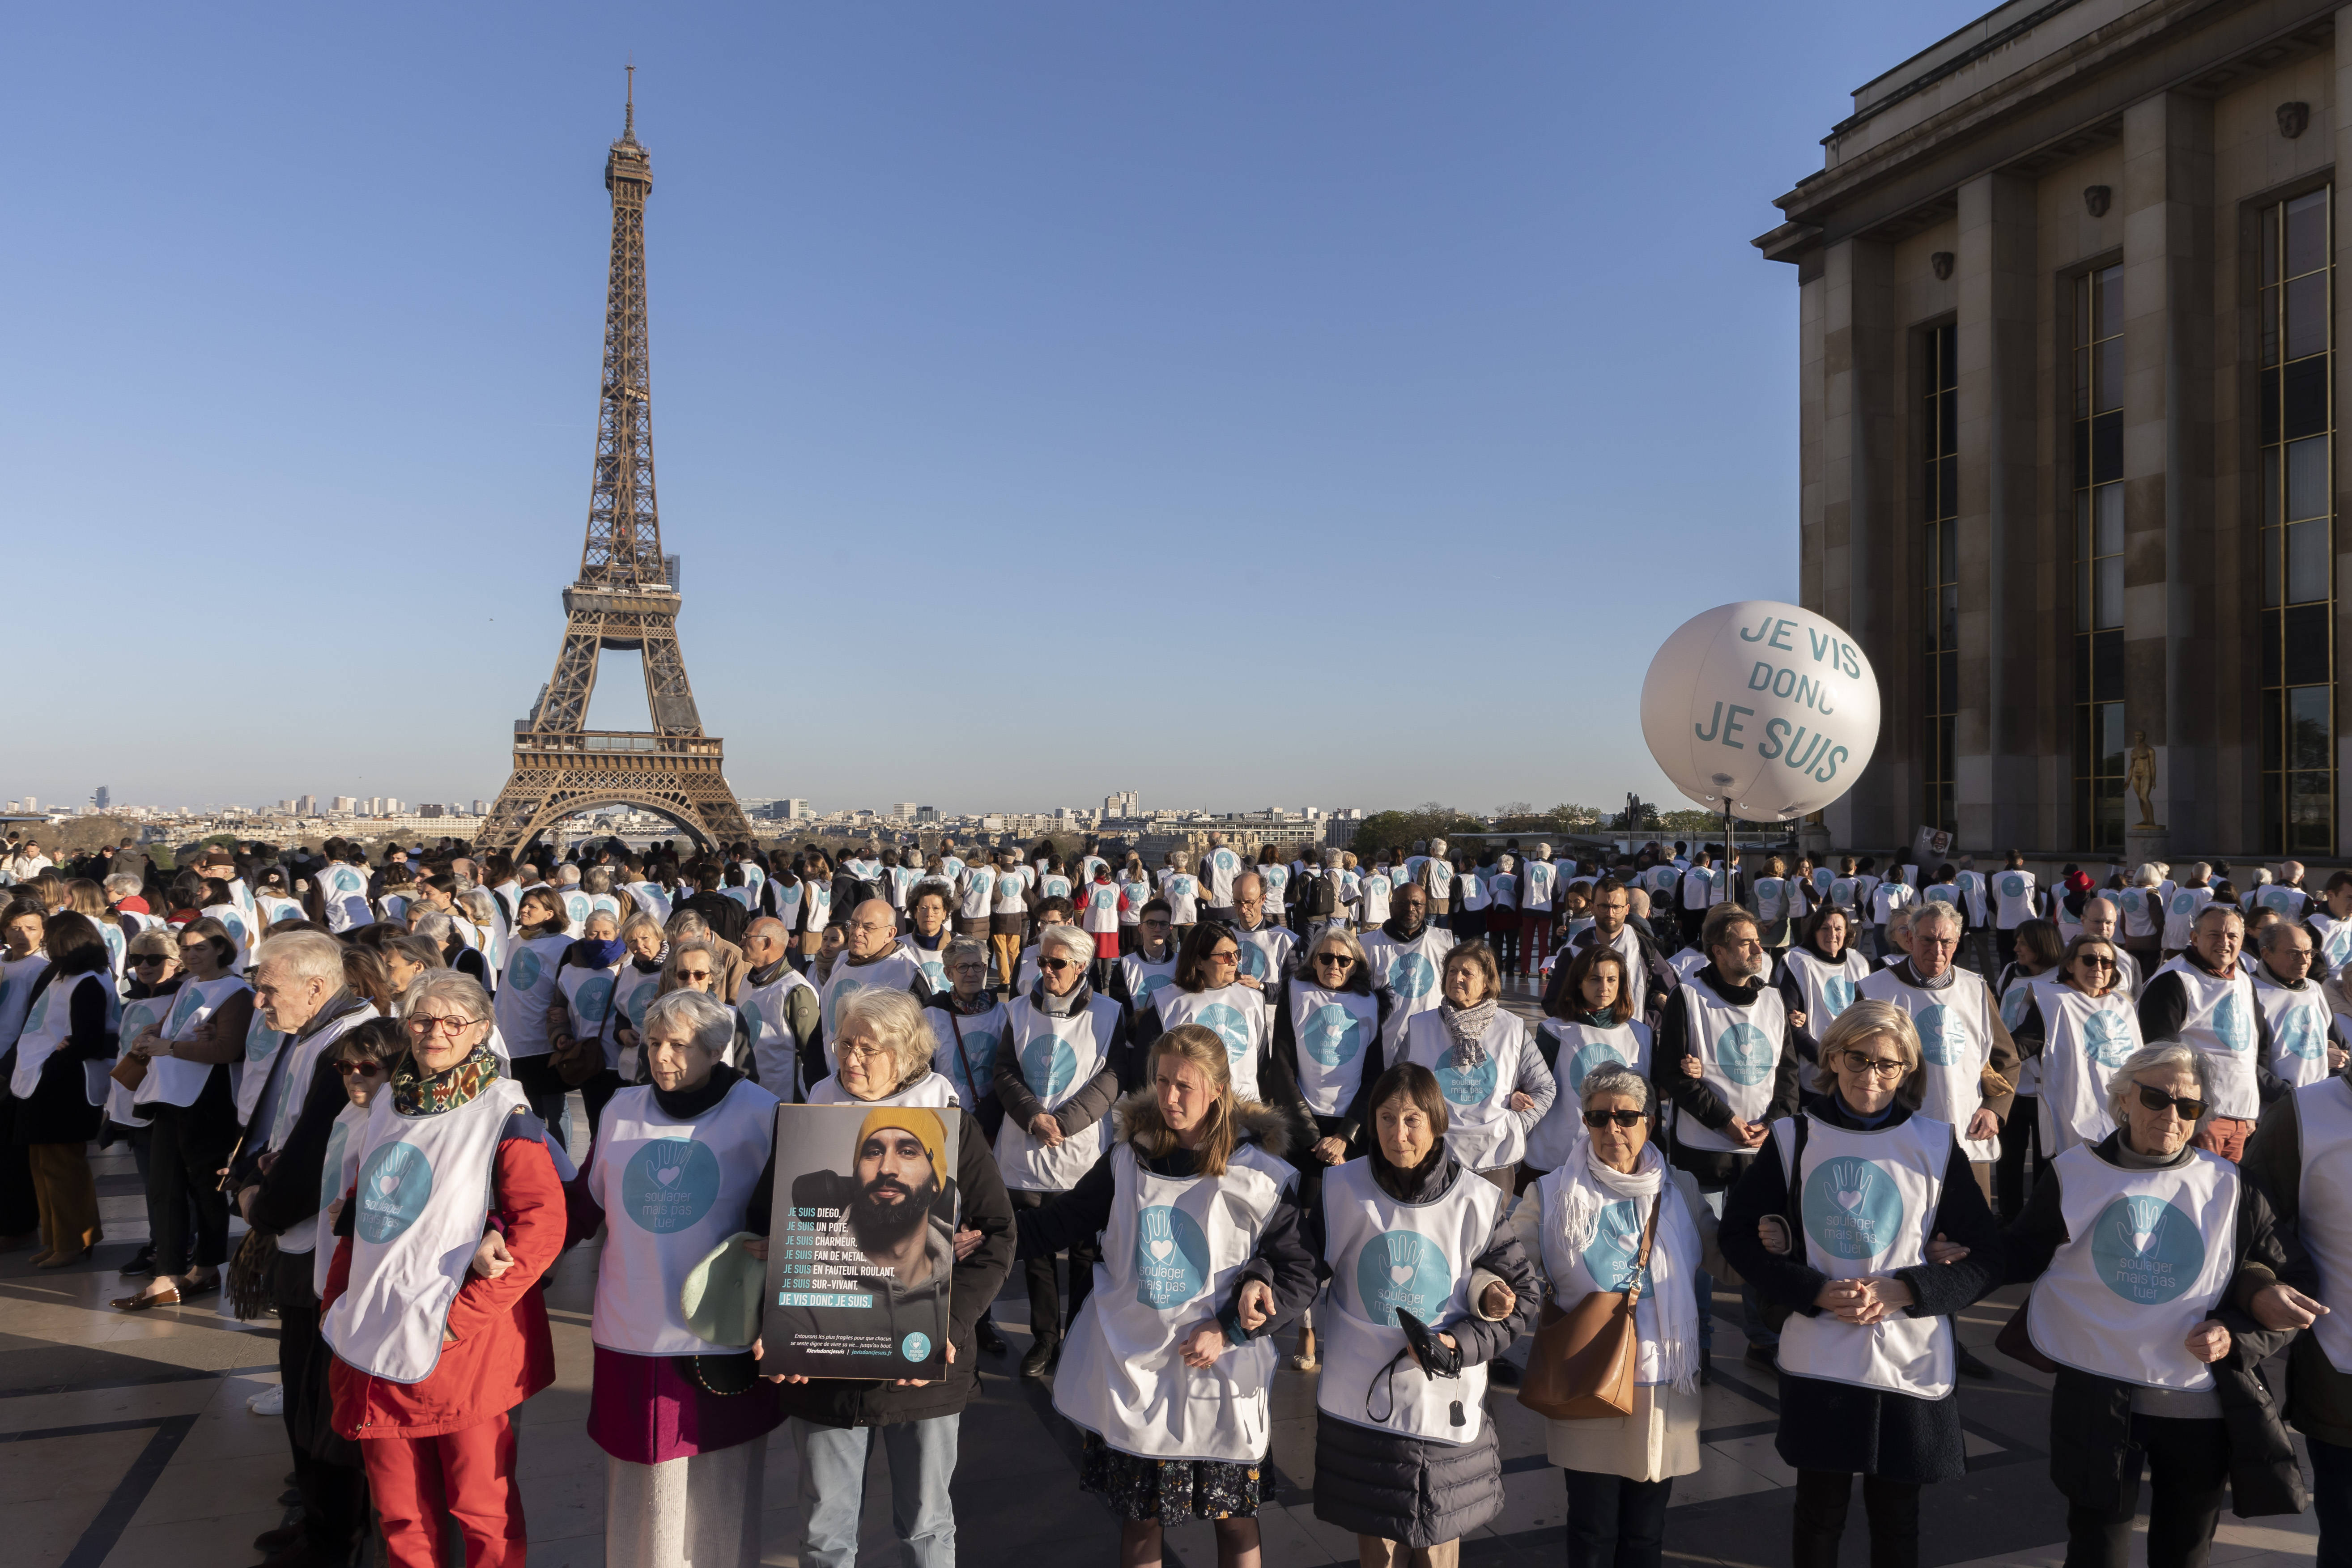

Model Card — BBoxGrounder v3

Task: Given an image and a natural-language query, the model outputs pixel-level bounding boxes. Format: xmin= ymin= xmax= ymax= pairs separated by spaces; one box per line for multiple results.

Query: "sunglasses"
xmin=1582 ymin=1108 xmax=1644 ymax=1129
xmin=2135 ymin=1082 xmax=2207 ymax=1121
xmin=338 ymin=1060 xmax=385 ymax=1078
xmin=132 ymin=954 xmax=171 ymax=967
xmin=676 ymin=968 xmax=713 ymax=981
xmin=1315 ymin=952 xmax=1355 ymax=967
xmin=1205 ymin=951 xmax=1239 ymax=965
xmin=1039 ymin=958 xmax=1079 ymax=974
xmin=2076 ymin=955 xmax=2116 ymax=969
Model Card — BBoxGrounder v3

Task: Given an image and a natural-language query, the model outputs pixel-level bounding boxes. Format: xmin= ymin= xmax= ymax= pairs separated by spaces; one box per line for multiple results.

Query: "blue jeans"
xmin=792 ymin=1415 xmax=959 ymax=1568
xmin=2313 ymin=1435 xmax=2352 ymax=1568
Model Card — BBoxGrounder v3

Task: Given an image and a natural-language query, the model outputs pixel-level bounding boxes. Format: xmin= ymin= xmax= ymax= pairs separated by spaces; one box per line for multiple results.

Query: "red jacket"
xmin=324 ymin=1113 xmax=564 ymax=1439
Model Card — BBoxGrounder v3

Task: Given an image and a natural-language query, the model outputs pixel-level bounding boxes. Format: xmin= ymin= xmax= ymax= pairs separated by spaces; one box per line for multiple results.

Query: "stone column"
xmin=2120 ymin=92 xmax=2212 ymax=854
xmin=1819 ymin=236 xmax=1901 ymax=851
xmin=1955 ymin=172 xmax=2040 ymax=851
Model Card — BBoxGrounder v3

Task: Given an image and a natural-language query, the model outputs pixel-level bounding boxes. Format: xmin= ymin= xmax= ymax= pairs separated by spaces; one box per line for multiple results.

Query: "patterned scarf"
xmin=1440 ymin=997 xmax=1499 ymax=1067
xmin=391 ymin=1041 xmax=501 ymax=1117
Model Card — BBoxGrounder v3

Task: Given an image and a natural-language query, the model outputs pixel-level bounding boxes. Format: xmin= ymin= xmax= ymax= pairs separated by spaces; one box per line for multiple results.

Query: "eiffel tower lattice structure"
xmin=481 ymin=76 xmax=753 ymax=854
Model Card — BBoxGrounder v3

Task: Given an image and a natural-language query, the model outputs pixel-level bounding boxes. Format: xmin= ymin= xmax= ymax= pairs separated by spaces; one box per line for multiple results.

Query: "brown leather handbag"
xmin=1517 ymin=1191 xmax=1660 ymax=1420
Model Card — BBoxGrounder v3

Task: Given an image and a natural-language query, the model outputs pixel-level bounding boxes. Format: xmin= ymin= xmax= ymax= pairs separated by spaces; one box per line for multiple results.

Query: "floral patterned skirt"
xmin=1077 ymin=1431 xmax=1272 ymax=1522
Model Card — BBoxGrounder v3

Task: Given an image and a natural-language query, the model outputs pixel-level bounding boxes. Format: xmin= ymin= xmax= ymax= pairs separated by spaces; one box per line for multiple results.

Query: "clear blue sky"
xmin=10 ymin=2 xmax=1986 ymax=818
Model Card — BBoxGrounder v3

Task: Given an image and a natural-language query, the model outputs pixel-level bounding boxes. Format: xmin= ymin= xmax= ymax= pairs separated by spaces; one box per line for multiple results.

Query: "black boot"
xmin=975 ymin=1313 xmax=1007 ymax=1355
xmin=1020 ymin=1335 xmax=1058 ymax=1379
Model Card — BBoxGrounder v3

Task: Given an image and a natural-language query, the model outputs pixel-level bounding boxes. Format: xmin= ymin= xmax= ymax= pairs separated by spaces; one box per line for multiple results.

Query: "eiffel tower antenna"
xmin=481 ymin=75 xmax=753 ymax=855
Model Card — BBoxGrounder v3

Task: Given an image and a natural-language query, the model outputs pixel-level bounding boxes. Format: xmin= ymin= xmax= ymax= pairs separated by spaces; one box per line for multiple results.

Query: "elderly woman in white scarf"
xmin=1504 ymin=1062 xmax=1708 ymax=1568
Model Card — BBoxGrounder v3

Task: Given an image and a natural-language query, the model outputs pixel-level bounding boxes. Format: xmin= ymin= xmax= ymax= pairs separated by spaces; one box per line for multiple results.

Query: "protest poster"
xmin=757 ymin=1101 xmax=956 ymax=1381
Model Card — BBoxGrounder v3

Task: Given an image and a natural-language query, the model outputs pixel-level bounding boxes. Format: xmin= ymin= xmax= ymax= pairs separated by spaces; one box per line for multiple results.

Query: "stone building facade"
xmin=1758 ymin=0 xmax=2350 ymax=862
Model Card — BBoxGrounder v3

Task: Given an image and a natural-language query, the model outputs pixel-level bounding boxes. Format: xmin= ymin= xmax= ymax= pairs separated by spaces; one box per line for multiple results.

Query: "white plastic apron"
xmin=1399 ymin=1009 xmax=1532 ymax=1172
xmin=1674 ymin=983 xmax=1787 ymax=1155
xmin=2294 ymin=1077 xmax=2352 ymax=1372
xmin=1054 ymin=1142 xmax=1293 ymax=1462
xmin=2026 ymin=1144 xmax=2238 ymax=1390
xmin=1287 ymin=982 xmax=1378 ymax=1117
xmin=1317 ymin=1158 xmax=1503 ymax=1445
xmin=1855 ymin=970 xmax=1999 ymax=1162
xmin=612 ymin=962 xmax=667 ymax=1079
xmin=1153 ymin=986 xmax=1267 ymax=1103
xmin=1783 ymin=948 xmax=1870 ymax=1030
xmin=1773 ymin=1115 xmax=1953 ymax=1398
xmin=1531 ymin=1159 xmax=1676 ymax=1385
xmin=1524 ymin=1020 xmax=1652 ymax=1171
xmin=1234 ymin=926 xmax=1291 ymax=990
xmin=2149 ymin=959 xmax=2261 ymax=1119
xmin=136 ymin=975 xmax=250 ymax=1109
xmin=2253 ymin=973 xmax=2335 ymax=1090
xmin=320 ymin=1078 xmax=531 ymax=1382
xmin=234 ymin=1010 xmax=289 ymax=1128
xmin=588 ymin=1079 xmax=780 ymax=1353
xmin=315 ymin=1101 xmax=370 ymax=1298
xmin=898 ymin=937 xmax=952 ymax=997
xmin=994 ymin=995 xmax=1119 ymax=1191
xmin=2031 ymin=981 xmax=2137 ymax=1155
xmin=9 ymin=972 xmax=117 ymax=1105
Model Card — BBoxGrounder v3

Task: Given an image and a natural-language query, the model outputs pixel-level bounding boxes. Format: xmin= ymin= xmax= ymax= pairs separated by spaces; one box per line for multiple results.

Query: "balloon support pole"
xmin=1722 ymin=803 xmax=1733 ymax=895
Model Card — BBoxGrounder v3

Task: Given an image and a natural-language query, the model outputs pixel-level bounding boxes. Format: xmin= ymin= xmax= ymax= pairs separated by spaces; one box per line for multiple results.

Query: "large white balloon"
xmin=1640 ymin=601 xmax=1881 ymax=822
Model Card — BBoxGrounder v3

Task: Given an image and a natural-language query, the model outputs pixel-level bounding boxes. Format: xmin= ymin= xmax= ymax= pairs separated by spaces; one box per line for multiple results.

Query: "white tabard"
xmin=493 ymin=935 xmax=573 ymax=1059
xmin=929 ymin=1000 xmax=1007 ymax=1112
xmin=588 ymin=1078 xmax=780 ymax=1354
xmin=1054 ymin=1142 xmax=1296 ymax=1462
xmin=611 ymin=963 xmax=666 ymax=1079
xmin=1360 ymin=927 xmax=1456 ymax=1054
xmin=135 ymin=975 xmax=251 ymax=1109
xmin=1856 ymin=969 xmax=2000 ymax=1163
xmin=267 ymin=1005 xmax=384 ymax=1256
xmin=808 ymin=1071 xmax=961 ymax=1108
xmin=1773 ymin=1115 xmax=1953 ymax=1398
xmin=1153 ymin=985 xmax=1268 ymax=1103
xmin=1318 ymin=1158 xmax=1504 ymax=1445
xmin=234 ymin=1010 xmax=289 ymax=1128
xmin=1782 ymin=948 xmax=1871 ymax=1031
xmin=994 ymin=994 xmax=1121 ymax=1191
xmin=2026 ymin=1144 xmax=2239 ymax=1391
xmin=1524 ymin=1020 xmax=1652 ymax=1171
xmin=9 ymin=972 xmax=118 ymax=1106
xmin=2028 ymin=980 xmax=2139 ymax=1155
xmin=1118 ymin=952 xmax=1180 ymax=1020
xmin=315 ymin=1101 xmax=370 ymax=1298
xmin=320 ymin=1078 xmax=532 ymax=1382
xmin=1286 ymin=982 xmax=1379 ymax=1118
xmin=2251 ymin=972 xmax=2335 ymax=1090
xmin=819 ymin=951 xmax=926 ymax=1071
xmin=1398 ymin=1008 xmax=1540 ymax=1172
xmin=2294 ymin=1077 xmax=2352 ymax=1372
xmin=1674 ymin=982 xmax=1788 ymax=1155
xmin=2148 ymin=958 xmax=2262 ymax=1120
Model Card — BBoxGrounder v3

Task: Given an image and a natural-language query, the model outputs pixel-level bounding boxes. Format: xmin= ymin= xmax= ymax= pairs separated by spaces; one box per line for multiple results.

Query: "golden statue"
xmin=2127 ymin=731 xmax=2159 ymax=829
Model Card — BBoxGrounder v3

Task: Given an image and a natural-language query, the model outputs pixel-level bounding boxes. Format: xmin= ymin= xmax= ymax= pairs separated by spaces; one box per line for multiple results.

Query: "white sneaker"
xmin=248 ymin=1385 xmax=285 ymax=1415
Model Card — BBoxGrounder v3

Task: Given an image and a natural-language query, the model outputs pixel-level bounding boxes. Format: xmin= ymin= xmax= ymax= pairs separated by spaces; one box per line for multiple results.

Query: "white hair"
xmin=411 ymin=909 xmax=455 ymax=941
xmin=254 ymin=931 xmax=344 ymax=988
xmin=1039 ymin=922 xmax=1095 ymax=969
xmin=643 ymin=988 xmax=734 ymax=1058
xmin=1579 ymin=1061 xmax=1650 ymax=1113
xmin=2108 ymin=1042 xmax=2207 ymax=1129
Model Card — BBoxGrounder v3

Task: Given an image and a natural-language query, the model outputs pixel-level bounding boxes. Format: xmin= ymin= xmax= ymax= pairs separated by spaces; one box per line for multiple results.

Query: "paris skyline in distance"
xmin=7 ymin=4 xmax=1988 ymax=817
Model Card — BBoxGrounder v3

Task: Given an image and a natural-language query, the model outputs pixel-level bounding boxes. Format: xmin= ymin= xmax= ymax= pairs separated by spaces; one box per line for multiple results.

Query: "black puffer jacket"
xmin=1311 ymin=1152 xmax=1538 ymax=1549
xmin=770 ymin=1106 xmax=1015 ymax=1429
xmin=2003 ymin=1130 xmax=2314 ymax=1518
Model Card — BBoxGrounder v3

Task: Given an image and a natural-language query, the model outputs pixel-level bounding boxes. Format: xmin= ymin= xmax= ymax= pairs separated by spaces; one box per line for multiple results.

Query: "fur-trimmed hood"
xmin=1109 ymin=1086 xmax=1294 ymax=1164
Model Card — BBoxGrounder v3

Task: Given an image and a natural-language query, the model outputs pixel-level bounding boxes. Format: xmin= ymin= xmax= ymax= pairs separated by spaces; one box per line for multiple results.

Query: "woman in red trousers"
xmin=320 ymin=971 xmax=564 ymax=1568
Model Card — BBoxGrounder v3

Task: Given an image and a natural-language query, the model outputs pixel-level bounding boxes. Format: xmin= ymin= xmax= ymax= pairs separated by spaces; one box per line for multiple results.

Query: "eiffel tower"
xmin=481 ymin=75 xmax=753 ymax=854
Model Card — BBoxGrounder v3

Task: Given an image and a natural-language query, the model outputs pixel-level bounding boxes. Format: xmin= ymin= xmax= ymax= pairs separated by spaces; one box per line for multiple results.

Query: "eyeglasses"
xmin=1581 ymin=1108 xmax=1644 ymax=1129
xmin=132 ymin=954 xmax=170 ymax=968
xmin=1840 ymin=1052 xmax=1908 ymax=1079
xmin=838 ymin=1042 xmax=892 ymax=1064
xmin=1205 ymin=950 xmax=1239 ymax=965
xmin=676 ymin=968 xmax=713 ymax=982
xmin=2135 ymin=1082 xmax=2207 ymax=1122
xmin=338 ymin=1060 xmax=385 ymax=1078
xmin=1315 ymin=952 xmax=1355 ymax=968
xmin=1039 ymin=958 xmax=1079 ymax=974
xmin=406 ymin=1013 xmax=483 ymax=1036
xmin=2076 ymin=955 xmax=2116 ymax=970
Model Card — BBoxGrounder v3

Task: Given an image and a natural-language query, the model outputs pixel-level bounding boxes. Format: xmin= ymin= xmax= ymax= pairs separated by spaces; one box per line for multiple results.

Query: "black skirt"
xmin=1079 ymin=1431 xmax=1272 ymax=1522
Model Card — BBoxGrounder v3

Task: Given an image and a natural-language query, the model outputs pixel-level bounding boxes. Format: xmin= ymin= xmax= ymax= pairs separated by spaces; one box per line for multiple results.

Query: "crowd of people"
xmin=0 ymin=825 xmax=2347 ymax=1568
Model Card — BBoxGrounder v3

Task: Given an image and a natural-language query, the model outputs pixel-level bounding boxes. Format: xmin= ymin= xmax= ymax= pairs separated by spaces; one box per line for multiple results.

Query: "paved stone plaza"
xmin=0 ymin=991 xmax=2324 ymax=1568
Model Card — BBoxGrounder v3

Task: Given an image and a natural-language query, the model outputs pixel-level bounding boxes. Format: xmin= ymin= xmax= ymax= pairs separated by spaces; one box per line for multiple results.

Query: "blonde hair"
xmin=1809 ymin=999 xmax=1922 ymax=1094
xmin=1137 ymin=1024 xmax=1239 ymax=1176
xmin=835 ymin=987 xmax=940 ymax=1093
